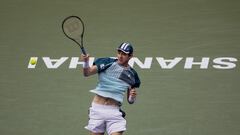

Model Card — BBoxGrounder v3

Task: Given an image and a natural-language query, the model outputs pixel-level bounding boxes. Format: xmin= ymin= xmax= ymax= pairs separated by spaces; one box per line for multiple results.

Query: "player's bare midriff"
xmin=93 ymin=95 xmax=121 ymax=107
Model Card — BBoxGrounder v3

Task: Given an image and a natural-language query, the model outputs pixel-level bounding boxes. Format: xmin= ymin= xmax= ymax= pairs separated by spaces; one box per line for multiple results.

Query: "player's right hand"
xmin=81 ymin=54 xmax=90 ymax=62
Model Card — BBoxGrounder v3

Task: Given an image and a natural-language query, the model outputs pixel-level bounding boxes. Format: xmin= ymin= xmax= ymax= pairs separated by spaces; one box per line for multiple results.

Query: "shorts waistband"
xmin=91 ymin=102 xmax=120 ymax=109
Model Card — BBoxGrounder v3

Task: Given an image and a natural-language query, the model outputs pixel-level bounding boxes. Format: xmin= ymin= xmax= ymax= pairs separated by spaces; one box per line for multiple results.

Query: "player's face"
xmin=117 ymin=50 xmax=132 ymax=66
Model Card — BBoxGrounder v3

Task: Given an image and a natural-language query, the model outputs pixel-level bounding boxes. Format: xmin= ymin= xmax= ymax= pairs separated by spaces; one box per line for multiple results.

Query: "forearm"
xmin=83 ymin=61 xmax=90 ymax=77
xmin=81 ymin=54 xmax=97 ymax=77
xmin=83 ymin=67 xmax=97 ymax=77
xmin=83 ymin=67 xmax=90 ymax=77
xmin=82 ymin=62 xmax=97 ymax=77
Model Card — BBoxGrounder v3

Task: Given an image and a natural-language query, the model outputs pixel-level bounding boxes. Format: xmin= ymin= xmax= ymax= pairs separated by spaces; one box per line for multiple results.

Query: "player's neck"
xmin=117 ymin=61 xmax=129 ymax=68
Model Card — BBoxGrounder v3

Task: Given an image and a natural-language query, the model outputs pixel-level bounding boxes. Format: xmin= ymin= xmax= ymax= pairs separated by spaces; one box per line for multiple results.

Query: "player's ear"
xmin=129 ymin=53 xmax=133 ymax=58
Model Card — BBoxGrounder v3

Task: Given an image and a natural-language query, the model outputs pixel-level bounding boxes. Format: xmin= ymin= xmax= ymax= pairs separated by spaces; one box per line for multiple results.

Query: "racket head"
xmin=62 ymin=16 xmax=85 ymax=46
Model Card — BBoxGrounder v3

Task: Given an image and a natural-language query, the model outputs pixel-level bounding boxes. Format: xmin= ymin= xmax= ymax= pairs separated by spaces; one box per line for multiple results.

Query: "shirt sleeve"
xmin=130 ymin=68 xmax=141 ymax=88
xmin=93 ymin=57 xmax=117 ymax=73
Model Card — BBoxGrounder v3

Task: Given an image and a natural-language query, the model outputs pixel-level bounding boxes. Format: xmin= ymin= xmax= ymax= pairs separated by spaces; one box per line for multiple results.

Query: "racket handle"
xmin=81 ymin=47 xmax=87 ymax=55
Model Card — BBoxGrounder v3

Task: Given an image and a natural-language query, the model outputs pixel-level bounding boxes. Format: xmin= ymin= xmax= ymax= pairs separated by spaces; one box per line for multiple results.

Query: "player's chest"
xmin=104 ymin=63 xmax=136 ymax=86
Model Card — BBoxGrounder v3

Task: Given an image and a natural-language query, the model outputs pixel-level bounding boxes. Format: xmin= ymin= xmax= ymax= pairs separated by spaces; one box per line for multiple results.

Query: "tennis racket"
xmin=62 ymin=16 xmax=87 ymax=55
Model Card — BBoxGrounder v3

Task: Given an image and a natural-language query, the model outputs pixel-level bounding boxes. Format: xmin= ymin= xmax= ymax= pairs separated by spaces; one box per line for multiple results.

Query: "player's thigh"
xmin=111 ymin=131 xmax=123 ymax=135
xmin=90 ymin=132 xmax=104 ymax=135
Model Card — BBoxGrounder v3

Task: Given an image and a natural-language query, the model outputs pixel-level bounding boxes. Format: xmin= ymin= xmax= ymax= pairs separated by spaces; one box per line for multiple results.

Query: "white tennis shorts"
xmin=85 ymin=102 xmax=126 ymax=135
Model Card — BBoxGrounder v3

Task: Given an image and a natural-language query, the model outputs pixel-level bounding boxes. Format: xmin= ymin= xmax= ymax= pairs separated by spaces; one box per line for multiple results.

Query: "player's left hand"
xmin=129 ymin=88 xmax=137 ymax=98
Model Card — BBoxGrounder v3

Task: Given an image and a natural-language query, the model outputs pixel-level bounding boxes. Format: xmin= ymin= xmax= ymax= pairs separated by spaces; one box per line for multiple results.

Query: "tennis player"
xmin=81 ymin=42 xmax=141 ymax=135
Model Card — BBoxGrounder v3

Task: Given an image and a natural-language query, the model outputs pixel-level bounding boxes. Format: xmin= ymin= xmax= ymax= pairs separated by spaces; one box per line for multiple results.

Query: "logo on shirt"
xmin=100 ymin=64 xmax=105 ymax=69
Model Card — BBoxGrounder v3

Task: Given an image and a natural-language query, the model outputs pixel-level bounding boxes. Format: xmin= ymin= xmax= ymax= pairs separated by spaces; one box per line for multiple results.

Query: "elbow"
xmin=83 ymin=69 xmax=90 ymax=77
xmin=83 ymin=73 xmax=89 ymax=77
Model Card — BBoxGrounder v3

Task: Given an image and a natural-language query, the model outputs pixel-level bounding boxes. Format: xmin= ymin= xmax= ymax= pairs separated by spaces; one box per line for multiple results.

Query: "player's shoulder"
xmin=93 ymin=57 xmax=117 ymax=73
xmin=129 ymin=67 xmax=141 ymax=88
xmin=93 ymin=57 xmax=117 ymax=65
xmin=129 ymin=66 xmax=139 ymax=75
xmin=129 ymin=67 xmax=140 ymax=80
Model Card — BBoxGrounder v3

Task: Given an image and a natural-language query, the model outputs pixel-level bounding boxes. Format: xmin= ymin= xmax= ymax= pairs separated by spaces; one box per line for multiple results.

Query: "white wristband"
xmin=83 ymin=61 xmax=89 ymax=68
xmin=128 ymin=95 xmax=136 ymax=104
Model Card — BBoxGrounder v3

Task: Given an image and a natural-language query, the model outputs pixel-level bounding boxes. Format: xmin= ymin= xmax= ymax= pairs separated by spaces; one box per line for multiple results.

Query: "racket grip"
xmin=81 ymin=47 xmax=87 ymax=55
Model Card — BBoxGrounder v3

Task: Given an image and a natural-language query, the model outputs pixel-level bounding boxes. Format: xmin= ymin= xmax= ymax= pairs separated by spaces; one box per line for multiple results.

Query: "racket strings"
xmin=63 ymin=17 xmax=84 ymax=39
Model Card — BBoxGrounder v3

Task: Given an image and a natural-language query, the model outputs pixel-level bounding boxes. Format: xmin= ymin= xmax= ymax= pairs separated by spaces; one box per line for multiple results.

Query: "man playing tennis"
xmin=81 ymin=42 xmax=141 ymax=135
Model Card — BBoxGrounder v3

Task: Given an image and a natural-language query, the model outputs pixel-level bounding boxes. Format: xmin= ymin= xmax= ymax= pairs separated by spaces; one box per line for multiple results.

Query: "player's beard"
xmin=118 ymin=57 xmax=129 ymax=67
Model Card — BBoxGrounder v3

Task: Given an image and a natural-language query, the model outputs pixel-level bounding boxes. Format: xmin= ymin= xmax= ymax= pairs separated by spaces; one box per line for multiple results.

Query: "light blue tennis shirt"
xmin=90 ymin=57 xmax=141 ymax=103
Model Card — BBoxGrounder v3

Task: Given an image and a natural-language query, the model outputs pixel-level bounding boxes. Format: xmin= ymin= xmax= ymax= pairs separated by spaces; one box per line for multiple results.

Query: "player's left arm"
xmin=128 ymin=68 xmax=141 ymax=104
xmin=127 ymin=87 xmax=138 ymax=104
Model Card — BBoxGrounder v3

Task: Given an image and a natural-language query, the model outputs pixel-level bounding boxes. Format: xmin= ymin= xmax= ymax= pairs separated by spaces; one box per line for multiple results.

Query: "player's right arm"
xmin=81 ymin=54 xmax=98 ymax=77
